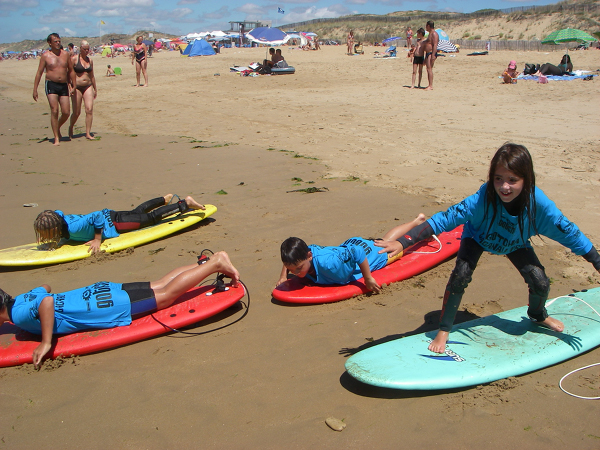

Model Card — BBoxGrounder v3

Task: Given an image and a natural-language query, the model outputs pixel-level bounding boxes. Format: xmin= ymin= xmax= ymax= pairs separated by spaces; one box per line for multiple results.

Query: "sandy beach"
xmin=0 ymin=45 xmax=599 ymax=449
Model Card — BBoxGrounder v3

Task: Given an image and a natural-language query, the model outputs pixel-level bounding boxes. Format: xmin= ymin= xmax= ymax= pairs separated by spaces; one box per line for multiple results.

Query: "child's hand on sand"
xmin=364 ymin=276 xmax=381 ymax=294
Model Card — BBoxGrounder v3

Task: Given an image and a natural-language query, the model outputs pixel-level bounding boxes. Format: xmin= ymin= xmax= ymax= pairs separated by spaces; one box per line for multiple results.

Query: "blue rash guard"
xmin=10 ymin=282 xmax=132 ymax=335
xmin=426 ymin=184 xmax=593 ymax=256
xmin=55 ymin=209 xmax=119 ymax=241
xmin=306 ymin=237 xmax=388 ymax=285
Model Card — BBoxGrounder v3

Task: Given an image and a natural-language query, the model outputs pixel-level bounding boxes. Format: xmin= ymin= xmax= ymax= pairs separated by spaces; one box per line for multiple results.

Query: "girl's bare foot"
xmin=163 ymin=194 xmax=174 ymax=204
xmin=185 ymin=196 xmax=205 ymax=210
xmin=85 ymin=134 xmax=94 ymax=140
xmin=428 ymin=330 xmax=449 ymax=353
xmin=537 ymin=317 xmax=564 ymax=332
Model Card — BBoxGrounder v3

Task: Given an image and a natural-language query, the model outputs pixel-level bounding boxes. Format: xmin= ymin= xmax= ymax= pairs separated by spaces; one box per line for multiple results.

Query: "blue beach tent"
xmin=185 ymin=39 xmax=216 ymax=57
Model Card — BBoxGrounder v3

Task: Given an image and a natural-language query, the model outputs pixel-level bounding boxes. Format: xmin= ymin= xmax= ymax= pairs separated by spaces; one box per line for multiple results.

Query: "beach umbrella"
xmin=542 ymin=28 xmax=596 ymax=45
xmin=437 ymin=40 xmax=458 ymax=52
xmin=142 ymin=40 xmax=153 ymax=46
xmin=246 ymin=27 xmax=290 ymax=46
xmin=382 ymin=36 xmax=402 ymax=44
xmin=436 ymin=29 xmax=449 ymax=41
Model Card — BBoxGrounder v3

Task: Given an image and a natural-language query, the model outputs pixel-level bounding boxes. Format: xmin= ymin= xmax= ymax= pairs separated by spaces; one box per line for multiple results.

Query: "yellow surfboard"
xmin=0 ymin=205 xmax=217 ymax=267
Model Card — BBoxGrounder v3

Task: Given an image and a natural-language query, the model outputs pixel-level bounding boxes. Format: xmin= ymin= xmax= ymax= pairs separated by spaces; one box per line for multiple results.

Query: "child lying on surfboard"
xmin=276 ymin=214 xmax=427 ymax=293
xmin=375 ymin=143 xmax=600 ymax=354
xmin=0 ymin=251 xmax=240 ymax=368
xmin=34 ymin=194 xmax=205 ymax=254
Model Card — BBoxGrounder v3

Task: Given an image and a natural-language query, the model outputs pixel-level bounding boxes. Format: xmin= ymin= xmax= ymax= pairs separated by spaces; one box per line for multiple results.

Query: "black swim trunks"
xmin=45 ymin=79 xmax=69 ymax=97
xmin=413 ymin=55 xmax=424 ymax=65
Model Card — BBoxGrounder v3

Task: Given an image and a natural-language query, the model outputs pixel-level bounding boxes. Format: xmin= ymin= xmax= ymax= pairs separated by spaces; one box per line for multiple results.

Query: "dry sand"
xmin=0 ymin=45 xmax=599 ymax=449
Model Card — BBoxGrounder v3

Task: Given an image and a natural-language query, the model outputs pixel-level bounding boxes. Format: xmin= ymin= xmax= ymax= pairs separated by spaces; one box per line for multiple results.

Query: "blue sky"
xmin=0 ymin=0 xmax=558 ymax=44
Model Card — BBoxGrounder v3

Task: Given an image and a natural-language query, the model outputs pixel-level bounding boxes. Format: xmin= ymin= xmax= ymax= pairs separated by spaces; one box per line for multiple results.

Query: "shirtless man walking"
xmin=424 ymin=21 xmax=439 ymax=91
xmin=33 ymin=33 xmax=73 ymax=146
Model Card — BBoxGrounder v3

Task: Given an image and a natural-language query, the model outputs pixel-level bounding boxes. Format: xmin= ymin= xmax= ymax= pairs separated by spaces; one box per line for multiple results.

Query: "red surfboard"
xmin=0 ymin=282 xmax=245 ymax=367
xmin=273 ymin=226 xmax=463 ymax=304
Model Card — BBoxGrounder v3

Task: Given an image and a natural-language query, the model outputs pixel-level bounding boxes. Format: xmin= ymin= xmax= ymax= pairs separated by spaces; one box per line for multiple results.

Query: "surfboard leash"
xmin=149 ymin=249 xmax=250 ymax=337
xmin=547 ymin=293 xmax=600 ymax=400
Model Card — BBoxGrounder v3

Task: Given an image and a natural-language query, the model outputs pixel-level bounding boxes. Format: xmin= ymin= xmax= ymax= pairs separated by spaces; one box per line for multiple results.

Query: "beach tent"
xmin=185 ymin=39 xmax=216 ymax=57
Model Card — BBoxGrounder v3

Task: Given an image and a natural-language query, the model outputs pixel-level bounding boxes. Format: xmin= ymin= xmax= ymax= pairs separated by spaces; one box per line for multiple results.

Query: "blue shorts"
xmin=122 ymin=282 xmax=157 ymax=318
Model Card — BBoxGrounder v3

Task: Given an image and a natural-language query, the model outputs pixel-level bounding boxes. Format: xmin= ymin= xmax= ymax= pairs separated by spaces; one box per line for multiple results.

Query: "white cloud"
xmin=0 ymin=0 xmax=39 ymax=12
xmin=204 ymin=6 xmax=229 ymax=20
xmin=283 ymin=4 xmax=351 ymax=22
xmin=236 ymin=3 xmax=266 ymax=16
xmin=22 ymin=10 xmax=35 ymax=16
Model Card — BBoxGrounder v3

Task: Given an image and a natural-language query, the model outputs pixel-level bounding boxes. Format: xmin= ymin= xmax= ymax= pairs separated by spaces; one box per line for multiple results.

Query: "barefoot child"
xmin=375 ymin=143 xmax=600 ymax=353
xmin=502 ymin=60 xmax=519 ymax=84
xmin=410 ymin=28 xmax=426 ymax=89
xmin=276 ymin=214 xmax=427 ymax=293
xmin=34 ymin=194 xmax=206 ymax=254
xmin=0 ymin=251 xmax=240 ymax=368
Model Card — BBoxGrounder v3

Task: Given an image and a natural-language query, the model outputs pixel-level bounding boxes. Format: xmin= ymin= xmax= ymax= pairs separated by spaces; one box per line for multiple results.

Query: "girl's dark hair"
xmin=485 ymin=143 xmax=537 ymax=240
xmin=34 ymin=210 xmax=64 ymax=246
xmin=0 ymin=288 xmax=13 ymax=314
xmin=281 ymin=237 xmax=310 ymax=265
xmin=561 ymin=54 xmax=571 ymax=64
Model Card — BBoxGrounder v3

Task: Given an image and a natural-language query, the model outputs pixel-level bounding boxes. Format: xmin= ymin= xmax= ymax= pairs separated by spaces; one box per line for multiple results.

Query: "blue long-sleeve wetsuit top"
xmin=10 ymin=283 xmax=132 ymax=335
xmin=426 ymin=184 xmax=593 ymax=256
xmin=306 ymin=237 xmax=389 ymax=285
xmin=56 ymin=209 xmax=119 ymax=241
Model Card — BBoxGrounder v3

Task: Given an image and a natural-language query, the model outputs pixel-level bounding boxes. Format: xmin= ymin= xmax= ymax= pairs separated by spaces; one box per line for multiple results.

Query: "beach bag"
xmin=538 ymin=74 xmax=548 ymax=84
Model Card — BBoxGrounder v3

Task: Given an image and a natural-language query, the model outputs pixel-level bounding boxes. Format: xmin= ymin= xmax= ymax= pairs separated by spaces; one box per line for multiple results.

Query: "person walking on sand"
xmin=347 ymin=30 xmax=354 ymax=55
xmin=424 ymin=21 xmax=439 ymax=91
xmin=33 ymin=33 xmax=74 ymax=146
xmin=131 ymin=36 xmax=148 ymax=87
xmin=69 ymin=41 xmax=97 ymax=140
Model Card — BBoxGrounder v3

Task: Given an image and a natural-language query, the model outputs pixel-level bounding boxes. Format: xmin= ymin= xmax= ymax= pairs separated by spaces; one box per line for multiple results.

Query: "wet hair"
xmin=34 ymin=210 xmax=64 ymax=247
xmin=426 ymin=21 xmax=434 ymax=29
xmin=281 ymin=237 xmax=310 ymax=265
xmin=0 ymin=288 xmax=13 ymax=314
xmin=47 ymin=33 xmax=60 ymax=43
xmin=417 ymin=28 xmax=425 ymax=37
xmin=484 ymin=143 xmax=538 ymax=239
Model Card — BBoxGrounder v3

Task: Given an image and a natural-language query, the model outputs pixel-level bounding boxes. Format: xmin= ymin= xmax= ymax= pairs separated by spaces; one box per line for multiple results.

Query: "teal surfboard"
xmin=345 ymin=288 xmax=600 ymax=390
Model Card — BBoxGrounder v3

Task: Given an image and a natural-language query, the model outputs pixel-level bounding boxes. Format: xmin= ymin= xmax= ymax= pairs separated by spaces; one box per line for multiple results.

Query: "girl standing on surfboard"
xmin=0 ymin=251 xmax=240 ymax=368
xmin=34 ymin=194 xmax=205 ymax=254
xmin=375 ymin=143 xmax=600 ymax=354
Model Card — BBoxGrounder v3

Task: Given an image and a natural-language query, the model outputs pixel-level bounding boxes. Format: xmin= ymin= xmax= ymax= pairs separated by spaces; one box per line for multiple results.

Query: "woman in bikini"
xmin=131 ymin=36 xmax=148 ymax=87
xmin=68 ymin=40 xmax=96 ymax=140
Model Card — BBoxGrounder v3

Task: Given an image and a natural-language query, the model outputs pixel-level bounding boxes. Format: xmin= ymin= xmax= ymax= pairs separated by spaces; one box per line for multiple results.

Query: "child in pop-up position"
xmin=276 ymin=214 xmax=427 ymax=293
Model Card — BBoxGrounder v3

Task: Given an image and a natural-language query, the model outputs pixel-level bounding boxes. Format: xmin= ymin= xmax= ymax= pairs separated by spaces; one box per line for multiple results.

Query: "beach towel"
xmin=518 ymin=74 xmax=596 ymax=81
